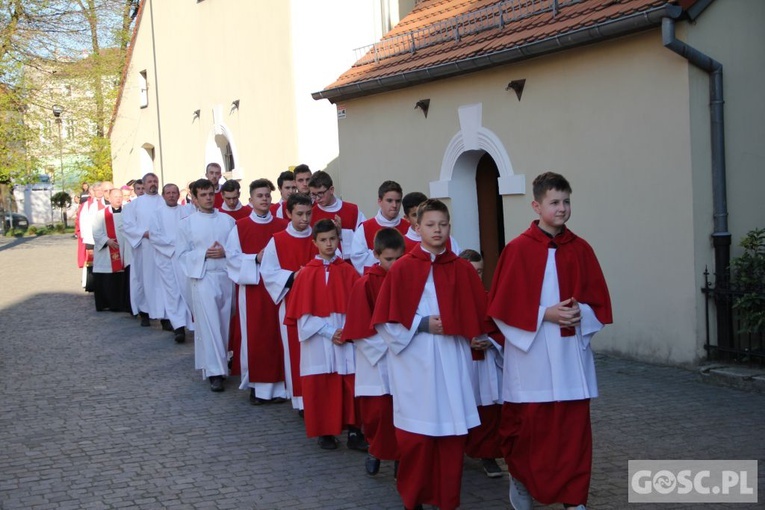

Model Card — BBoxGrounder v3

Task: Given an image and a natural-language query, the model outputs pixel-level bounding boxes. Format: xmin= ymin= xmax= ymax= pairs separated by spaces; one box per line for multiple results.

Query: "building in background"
xmin=109 ymin=0 xmax=417 ymax=189
xmin=313 ymin=0 xmax=765 ymax=365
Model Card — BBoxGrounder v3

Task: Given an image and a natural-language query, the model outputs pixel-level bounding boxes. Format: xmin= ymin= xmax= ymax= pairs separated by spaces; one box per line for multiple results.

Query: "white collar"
xmin=406 ymin=225 xmax=420 ymax=241
xmin=221 ymin=201 xmax=242 ymax=212
xmin=250 ymin=210 xmax=273 ymax=224
xmin=317 ymin=197 xmax=343 ymax=213
xmin=375 ymin=210 xmax=401 ymax=227
xmin=287 ymin=223 xmax=312 ymax=238
xmin=420 ymin=245 xmax=446 ymax=261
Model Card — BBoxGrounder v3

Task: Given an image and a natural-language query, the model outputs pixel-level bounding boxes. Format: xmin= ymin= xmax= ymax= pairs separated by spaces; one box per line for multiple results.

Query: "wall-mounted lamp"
xmin=231 ymin=99 xmax=240 ymax=111
xmin=506 ymin=79 xmax=526 ymax=101
xmin=415 ymin=99 xmax=430 ymax=118
xmin=192 ymin=109 xmax=200 ymax=121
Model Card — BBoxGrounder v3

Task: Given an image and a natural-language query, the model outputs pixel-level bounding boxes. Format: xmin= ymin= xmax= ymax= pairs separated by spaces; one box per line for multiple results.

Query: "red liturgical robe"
xmin=487 ymin=221 xmax=612 ymax=337
xmin=219 ymin=204 xmax=252 ymax=221
xmin=372 ymin=248 xmax=491 ymax=339
xmin=284 ymin=258 xmax=359 ymax=325
xmin=235 ymin=215 xmax=288 ymax=383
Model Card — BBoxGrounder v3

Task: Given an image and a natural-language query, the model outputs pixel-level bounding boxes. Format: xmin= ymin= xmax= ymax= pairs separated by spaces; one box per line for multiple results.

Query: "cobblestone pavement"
xmin=1 ymin=235 xmax=763 ymax=509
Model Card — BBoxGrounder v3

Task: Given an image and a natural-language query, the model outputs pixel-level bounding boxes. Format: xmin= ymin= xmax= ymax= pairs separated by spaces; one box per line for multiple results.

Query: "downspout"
xmin=662 ymin=14 xmax=732 ymax=349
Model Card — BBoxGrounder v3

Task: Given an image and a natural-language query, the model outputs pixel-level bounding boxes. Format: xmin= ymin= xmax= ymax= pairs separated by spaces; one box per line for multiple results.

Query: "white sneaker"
xmin=509 ymin=475 xmax=533 ymax=510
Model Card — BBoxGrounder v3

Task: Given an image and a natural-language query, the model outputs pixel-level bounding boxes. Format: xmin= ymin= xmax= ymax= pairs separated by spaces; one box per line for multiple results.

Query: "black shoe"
xmin=270 ymin=396 xmax=288 ymax=404
xmin=139 ymin=312 xmax=150 ymax=327
xmin=481 ymin=458 xmax=503 ymax=478
xmin=318 ymin=435 xmax=338 ymax=450
xmin=161 ymin=319 xmax=173 ymax=331
xmin=298 ymin=409 xmax=304 ymax=418
xmin=365 ymin=454 xmax=380 ymax=476
xmin=209 ymin=376 xmax=224 ymax=392
xmin=347 ymin=429 xmax=369 ymax=452
xmin=173 ymin=327 xmax=186 ymax=343
xmin=249 ymin=389 xmax=266 ymax=405
xmin=394 ymin=460 xmax=399 ymax=480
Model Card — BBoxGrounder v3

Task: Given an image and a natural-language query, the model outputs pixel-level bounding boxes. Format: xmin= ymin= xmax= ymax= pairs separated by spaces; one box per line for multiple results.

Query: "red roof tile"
xmin=315 ymin=0 xmax=701 ymax=102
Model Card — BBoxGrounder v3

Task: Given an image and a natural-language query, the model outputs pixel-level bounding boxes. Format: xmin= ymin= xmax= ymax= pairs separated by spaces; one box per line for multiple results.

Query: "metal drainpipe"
xmin=662 ymin=15 xmax=732 ymax=350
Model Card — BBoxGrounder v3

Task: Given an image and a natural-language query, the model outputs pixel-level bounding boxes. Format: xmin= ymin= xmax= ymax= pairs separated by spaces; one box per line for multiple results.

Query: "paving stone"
xmin=1 ymin=235 xmax=763 ymax=509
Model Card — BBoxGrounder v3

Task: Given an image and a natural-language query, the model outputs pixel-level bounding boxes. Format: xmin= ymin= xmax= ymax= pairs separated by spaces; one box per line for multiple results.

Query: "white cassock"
xmin=122 ymin=193 xmax=164 ymax=317
xmin=376 ymin=266 xmax=479 ymax=437
xmin=79 ymin=198 xmax=105 ymax=287
xmin=149 ymin=204 xmax=195 ymax=331
xmin=260 ymin=223 xmax=312 ymax=410
xmin=492 ymin=248 xmax=604 ymax=403
xmin=470 ymin=339 xmax=504 ymax=406
xmin=405 ymin=226 xmax=461 ymax=255
xmin=354 ymin=330 xmax=391 ymax=397
xmin=177 ymin=210 xmax=236 ymax=379
xmin=350 ymin=210 xmax=406 ymax=275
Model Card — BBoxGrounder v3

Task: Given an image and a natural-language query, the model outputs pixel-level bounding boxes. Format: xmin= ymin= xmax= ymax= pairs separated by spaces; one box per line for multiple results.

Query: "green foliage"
xmin=730 ymin=228 xmax=765 ymax=333
xmin=51 ymin=191 xmax=71 ymax=209
xmin=27 ymin=225 xmax=37 ymax=235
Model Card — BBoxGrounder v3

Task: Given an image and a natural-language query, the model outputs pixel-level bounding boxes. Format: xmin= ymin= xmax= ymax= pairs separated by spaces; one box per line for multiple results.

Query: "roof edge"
xmin=107 ymin=0 xmax=146 ymax=138
xmin=312 ymin=3 xmax=683 ymax=104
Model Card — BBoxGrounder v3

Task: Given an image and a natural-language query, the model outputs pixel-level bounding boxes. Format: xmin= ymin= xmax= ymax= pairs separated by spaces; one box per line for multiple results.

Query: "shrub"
xmin=730 ymin=228 xmax=765 ymax=333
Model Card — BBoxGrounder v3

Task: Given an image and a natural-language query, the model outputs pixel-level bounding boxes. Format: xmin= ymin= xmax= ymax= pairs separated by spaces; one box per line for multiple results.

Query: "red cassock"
xmin=272 ymin=231 xmax=317 ymax=400
xmin=75 ymin=201 xmax=87 ymax=268
xmin=213 ymin=191 xmax=223 ymax=210
xmin=218 ymin=204 xmax=252 ymax=222
xmin=235 ymin=215 xmax=288 ymax=383
xmin=371 ymin=248 xmax=491 ymax=510
xmin=487 ymin=222 xmax=612 ymax=506
xmin=361 ymin=217 xmax=409 ymax=249
xmin=310 ymin=201 xmax=359 ymax=229
xmin=342 ymin=265 xmax=398 ymax=460
xmin=269 ymin=201 xmax=288 ymax=219
xmin=285 ymin=258 xmax=360 ymax=437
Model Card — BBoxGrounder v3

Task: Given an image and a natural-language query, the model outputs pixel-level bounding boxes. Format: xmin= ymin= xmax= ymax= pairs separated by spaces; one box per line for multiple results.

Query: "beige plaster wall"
xmin=111 ymin=1 xmax=416 ymax=191
xmin=332 ymin=30 xmax=706 ymax=364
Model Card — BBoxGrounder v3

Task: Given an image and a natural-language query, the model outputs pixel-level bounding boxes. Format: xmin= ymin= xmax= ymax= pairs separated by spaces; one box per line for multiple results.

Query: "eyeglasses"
xmin=310 ymin=189 xmax=328 ymax=200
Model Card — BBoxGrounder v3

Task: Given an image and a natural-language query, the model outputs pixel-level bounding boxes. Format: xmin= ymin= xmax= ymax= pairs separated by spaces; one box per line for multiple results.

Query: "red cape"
xmin=285 ymin=258 xmax=360 ymax=324
xmin=487 ymin=221 xmax=612 ymax=336
xmin=341 ymin=265 xmax=387 ymax=341
xmin=371 ymin=247 xmax=490 ymax=340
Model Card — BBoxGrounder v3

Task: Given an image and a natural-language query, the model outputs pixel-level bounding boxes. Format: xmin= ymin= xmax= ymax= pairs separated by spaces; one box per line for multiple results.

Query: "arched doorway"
xmin=475 ymin=153 xmax=505 ymax=287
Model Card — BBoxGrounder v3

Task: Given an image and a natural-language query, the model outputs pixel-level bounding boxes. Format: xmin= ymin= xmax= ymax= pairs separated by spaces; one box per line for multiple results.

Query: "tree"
xmin=0 ymin=0 xmax=138 ymax=188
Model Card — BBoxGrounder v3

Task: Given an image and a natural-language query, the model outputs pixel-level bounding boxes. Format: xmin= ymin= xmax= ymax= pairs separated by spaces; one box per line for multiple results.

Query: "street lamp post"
xmin=52 ymin=105 xmax=64 ymax=192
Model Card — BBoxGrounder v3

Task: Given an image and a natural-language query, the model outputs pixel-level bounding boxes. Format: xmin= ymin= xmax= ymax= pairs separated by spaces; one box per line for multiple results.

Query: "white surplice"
xmin=92 ymin=206 xmax=132 ymax=273
xmin=177 ymin=210 xmax=236 ymax=379
xmin=492 ymin=248 xmax=604 ymax=403
xmin=149 ymin=203 xmax=194 ymax=330
xmin=122 ymin=193 xmax=164 ymax=317
xmin=376 ymin=261 xmax=479 ymax=437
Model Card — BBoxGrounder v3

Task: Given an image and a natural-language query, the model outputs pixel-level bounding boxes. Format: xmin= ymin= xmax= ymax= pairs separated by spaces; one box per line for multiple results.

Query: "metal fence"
xmin=353 ymin=0 xmax=582 ymax=65
xmin=702 ymin=267 xmax=765 ymax=364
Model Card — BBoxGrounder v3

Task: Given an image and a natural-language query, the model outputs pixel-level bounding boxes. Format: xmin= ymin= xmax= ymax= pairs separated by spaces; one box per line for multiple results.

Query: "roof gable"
xmin=314 ymin=0 xmax=702 ymax=103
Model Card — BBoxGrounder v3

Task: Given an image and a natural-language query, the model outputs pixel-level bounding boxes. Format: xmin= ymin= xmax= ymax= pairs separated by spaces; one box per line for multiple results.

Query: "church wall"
xmin=331 ymin=29 xmax=707 ymax=365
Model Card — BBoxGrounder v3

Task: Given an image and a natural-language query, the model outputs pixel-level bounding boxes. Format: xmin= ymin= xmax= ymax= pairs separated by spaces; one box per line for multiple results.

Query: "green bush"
xmin=730 ymin=228 xmax=765 ymax=333
xmin=28 ymin=226 xmax=37 ymax=235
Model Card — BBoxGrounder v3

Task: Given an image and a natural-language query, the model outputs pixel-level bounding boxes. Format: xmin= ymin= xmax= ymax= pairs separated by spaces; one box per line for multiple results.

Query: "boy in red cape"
xmin=225 ymin=179 xmax=289 ymax=404
xmin=342 ymin=228 xmax=406 ymax=477
xmin=260 ymin=193 xmax=317 ymax=412
xmin=487 ymin=172 xmax=612 ymax=510
xmin=284 ymin=219 xmax=367 ymax=451
xmin=308 ymin=170 xmax=365 ymax=262
xmin=372 ymin=199 xmax=489 ymax=510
